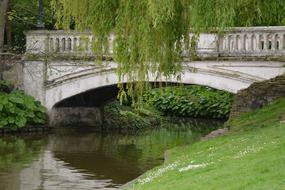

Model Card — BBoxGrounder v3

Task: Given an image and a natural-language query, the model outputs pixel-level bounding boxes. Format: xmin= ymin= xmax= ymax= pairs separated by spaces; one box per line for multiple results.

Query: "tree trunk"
xmin=5 ymin=0 xmax=11 ymax=50
xmin=5 ymin=20 xmax=11 ymax=51
xmin=0 ymin=0 xmax=9 ymax=53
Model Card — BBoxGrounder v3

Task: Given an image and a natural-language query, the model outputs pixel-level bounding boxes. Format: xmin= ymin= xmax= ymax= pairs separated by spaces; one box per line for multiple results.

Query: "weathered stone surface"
xmin=201 ymin=128 xmax=229 ymax=141
xmin=230 ymin=74 xmax=285 ymax=118
xmin=0 ymin=55 xmax=23 ymax=89
xmin=49 ymin=107 xmax=103 ymax=127
xmin=22 ymin=59 xmax=285 ymax=111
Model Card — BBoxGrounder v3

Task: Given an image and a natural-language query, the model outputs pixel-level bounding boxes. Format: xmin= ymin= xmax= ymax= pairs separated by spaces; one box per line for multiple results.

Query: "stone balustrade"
xmin=219 ymin=27 xmax=285 ymax=57
xmin=25 ymin=26 xmax=285 ymax=58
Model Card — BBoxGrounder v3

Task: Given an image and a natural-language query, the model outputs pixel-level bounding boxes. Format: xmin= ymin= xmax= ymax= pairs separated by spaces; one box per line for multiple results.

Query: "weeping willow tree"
xmin=50 ymin=0 xmax=285 ymax=104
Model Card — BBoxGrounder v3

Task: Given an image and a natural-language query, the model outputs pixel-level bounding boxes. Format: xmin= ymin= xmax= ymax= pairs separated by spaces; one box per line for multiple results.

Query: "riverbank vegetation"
xmin=103 ymin=85 xmax=233 ymax=129
xmin=145 ymin=86 xmax=233 ymax=119
xmin=125 ymin=98 xmax=285 ymax=190
xmin=0 ymin=80 xmax=47 ymax=129
xmin=103 ymin=101 xmax=162 ymax=129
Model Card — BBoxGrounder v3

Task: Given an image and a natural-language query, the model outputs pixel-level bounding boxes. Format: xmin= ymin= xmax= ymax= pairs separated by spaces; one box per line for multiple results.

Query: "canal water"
xmin=0 ymin=119 xmax=222 ymax=190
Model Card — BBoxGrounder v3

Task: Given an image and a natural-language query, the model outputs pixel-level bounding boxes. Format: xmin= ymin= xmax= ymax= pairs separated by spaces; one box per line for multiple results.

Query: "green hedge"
xmin=144 ymin=85 xmax=234 ymax=119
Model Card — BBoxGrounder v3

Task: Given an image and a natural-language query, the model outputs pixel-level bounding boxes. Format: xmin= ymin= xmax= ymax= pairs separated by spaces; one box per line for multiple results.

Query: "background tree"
xmin=51 ymin=0 xmax=285 ymax=102
xmin=0 ymin=0 xmax=9 ymax=53
xmin=1 ymin=0 xmax=54 ymax=53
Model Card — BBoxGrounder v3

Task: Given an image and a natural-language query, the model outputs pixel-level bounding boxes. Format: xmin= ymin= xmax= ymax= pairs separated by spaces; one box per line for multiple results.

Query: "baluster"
xmin=280 ymin=34 xmax=285 ymax=50
xmin=88 ymin=35 xmax=93 ymax=53
xmin=55 ymin=38 xmax=60 ymax=52
xmin=70 ymin=37 xmax=74 ymax=52
xmin=221 ymin=35 xmax=225 ymax=51
xmin=109 ymin=34 xmax=115 ymax=54
xmin=259 ymin=34 xmax=265 ymax=51
xmin=233 ymin=34 xmax=237 ymax=51
xmin=78 ymin=37 xmax=81 ymax=51
xmin=49 ymin=38 xmax=54 ymax=52
xmin=67 ymin=38 xmax=72 ymax=52
xmin=79 ymin=37 xmax=83 ymax=52
xmin=236 ymin=34 xmax=241 ymax=52
xmin=241 ymin=34 xmax=246 ymax=52
xmin=73 ymin=37 xmax=78 ymax=52
xmin=250 ymin=34 xmax=255 ymax=52
xmin=255 ymin=34 xmax=260 ymax=52
xmin=61 ymin=37 xmax=66 ymax=52
xmin=228 ymin=35 xmax=233 ymax=52
xmin=218 ymin=35 xmax=223 ymax=52
xmin=263 ymin=34 xmax=268 ymax=51
xmin=58 ymin=37 xmax=61 ymax=52
xmin=272 ymin=34 xmax=278 ymax=51
xmin=64 ymin=37 xmax=67 ymax=52
xmin=248 ymin=33 xmax=253 ymax=52
xmin=282 ymin=34 xmax=285 ymax=51
xmin=269 ymin=35 xmax=277 ymax=51
xmin=220 ymin=35 xmax=224 ymax=51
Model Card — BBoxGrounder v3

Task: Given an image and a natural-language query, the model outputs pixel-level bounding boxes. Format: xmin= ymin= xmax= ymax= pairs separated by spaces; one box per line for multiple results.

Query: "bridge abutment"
xmin=23 ymin=60 xmax=46 ymax=105
xmin=49 ymin=107 xmax=103 ymax=127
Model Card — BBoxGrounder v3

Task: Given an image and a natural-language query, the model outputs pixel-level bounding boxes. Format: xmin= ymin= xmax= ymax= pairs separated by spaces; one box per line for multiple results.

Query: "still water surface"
xmin=0 ymin=120 xmax=222 ymax=190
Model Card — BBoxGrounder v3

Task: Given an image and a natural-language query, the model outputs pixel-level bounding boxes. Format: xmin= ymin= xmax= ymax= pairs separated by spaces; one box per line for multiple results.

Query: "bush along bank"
xmin=0 ymin=80 xmax=48 ymax=133
xmin=103 ymin=85 xmax=234 ymax=129
xmin=144 ymin=85 xmax=234 ymax=119
xmin=103 ymin=101 xmax=163 ymax=130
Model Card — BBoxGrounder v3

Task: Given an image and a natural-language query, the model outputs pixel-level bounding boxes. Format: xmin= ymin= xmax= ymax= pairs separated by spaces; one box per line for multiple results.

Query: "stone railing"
xmin=219 ymin=27 xmax=285 ymax=57
xmin=25 ymin=30 xmax=111 ymax=56
xmin=25 ymin=26 xmax=285 ymax=58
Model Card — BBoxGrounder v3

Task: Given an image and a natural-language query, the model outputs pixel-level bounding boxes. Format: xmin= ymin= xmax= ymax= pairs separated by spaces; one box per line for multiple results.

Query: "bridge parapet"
xmin=25 ymin=30 xmax=100 ymax=56
xmin=25 ymin=26 xmax=285 ymax=58
xmin=219 ymin=27 xmax=285 ymax=57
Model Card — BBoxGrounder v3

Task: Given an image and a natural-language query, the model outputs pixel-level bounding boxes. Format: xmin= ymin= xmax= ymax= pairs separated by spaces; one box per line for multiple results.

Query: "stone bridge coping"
xmin=25 ymin=26 xmax=285 ymax=59
xmin=25 ymin=26 xmax=285 ymax=35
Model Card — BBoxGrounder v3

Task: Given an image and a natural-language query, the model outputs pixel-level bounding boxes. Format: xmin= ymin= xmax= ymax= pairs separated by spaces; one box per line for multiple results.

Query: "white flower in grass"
xmin=138 ymin=161 xmax=179 ymax=185
xmin=178 ymin=163 xmax=208 ymax=172
xmin=234 ymin=145 xmax=264 ymax=159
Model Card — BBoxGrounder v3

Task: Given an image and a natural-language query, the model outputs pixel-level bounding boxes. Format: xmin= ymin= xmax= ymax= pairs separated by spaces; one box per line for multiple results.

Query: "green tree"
xmin=50 ymin=0 xmax=285 ymax=101
xmin=2 ymin=0 xmax=54 ymax=53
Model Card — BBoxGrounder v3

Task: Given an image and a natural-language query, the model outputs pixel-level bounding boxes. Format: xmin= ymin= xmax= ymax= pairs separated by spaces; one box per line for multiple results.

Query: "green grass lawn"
xmin=125 ymin=98 xmax=285 ymax=190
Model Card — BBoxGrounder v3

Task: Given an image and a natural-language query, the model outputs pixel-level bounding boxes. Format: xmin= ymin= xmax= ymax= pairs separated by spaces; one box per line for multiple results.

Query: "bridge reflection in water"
xmin=0 ymin=119 xmax=222 ymax=190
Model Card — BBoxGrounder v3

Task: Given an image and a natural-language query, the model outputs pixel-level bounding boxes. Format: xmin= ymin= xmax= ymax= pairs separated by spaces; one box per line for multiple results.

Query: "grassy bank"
xmin=125 ymin=98 xmax=285 ymax=190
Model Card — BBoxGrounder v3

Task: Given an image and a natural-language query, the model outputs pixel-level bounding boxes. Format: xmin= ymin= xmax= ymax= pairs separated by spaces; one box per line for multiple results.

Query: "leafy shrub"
xmin=0 ymin=90 xmax=47 ymax=129
xmin=0 ymin=80 xmax=13 ymax=93
xmin=103 ymin=101 xmax=162 ymax=129
xmin=144 ymin=86 xmax=234 ymax=119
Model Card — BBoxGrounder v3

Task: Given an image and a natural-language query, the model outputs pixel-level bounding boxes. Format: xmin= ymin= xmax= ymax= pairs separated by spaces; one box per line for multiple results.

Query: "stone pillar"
xmin=23 ymin=60 xmax=46 ymax=106
xmin=25 ymin=31 xmax=49 ymax=54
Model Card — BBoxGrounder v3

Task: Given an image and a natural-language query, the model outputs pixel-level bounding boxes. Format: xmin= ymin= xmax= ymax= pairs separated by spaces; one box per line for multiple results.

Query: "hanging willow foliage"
xmin=50 ymin=0 xmax=285 ymax=104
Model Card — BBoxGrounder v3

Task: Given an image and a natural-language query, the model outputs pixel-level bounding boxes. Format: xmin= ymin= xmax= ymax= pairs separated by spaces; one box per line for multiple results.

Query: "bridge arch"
xmin=45 ymin=66 xmax=252 ymax=111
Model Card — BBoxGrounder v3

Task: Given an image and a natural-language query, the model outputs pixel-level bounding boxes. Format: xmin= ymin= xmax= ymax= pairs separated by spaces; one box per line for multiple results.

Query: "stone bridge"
xmin=23 ymin=27 xmax=285 ymax=125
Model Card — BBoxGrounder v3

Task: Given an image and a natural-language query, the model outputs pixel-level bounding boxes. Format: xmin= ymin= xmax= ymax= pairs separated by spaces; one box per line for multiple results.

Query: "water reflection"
xmin=0 ymin=119 xmax=222 ymax=190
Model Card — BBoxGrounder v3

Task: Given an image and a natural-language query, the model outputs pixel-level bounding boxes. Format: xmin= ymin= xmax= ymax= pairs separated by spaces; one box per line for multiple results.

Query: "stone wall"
xmin=230 ymin=74 xmax=285 ymax=118
xmin=0 ymin=54 xmax=23 ymax=89
xmin=49 ymin=107 xmax=103 ymax=127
